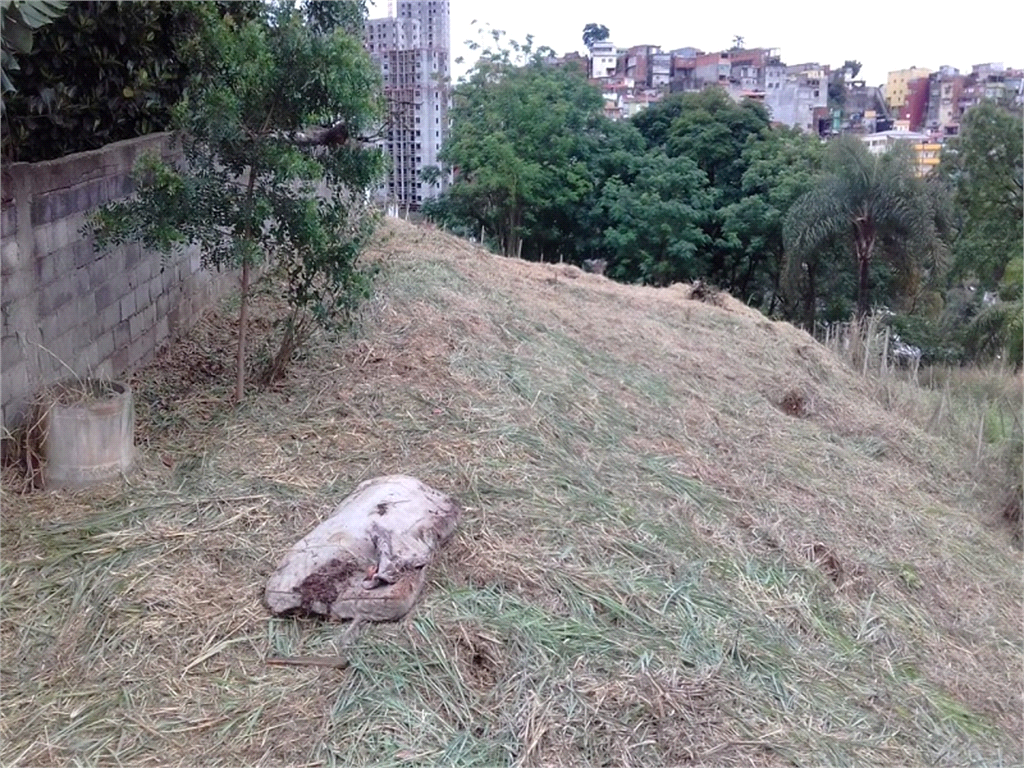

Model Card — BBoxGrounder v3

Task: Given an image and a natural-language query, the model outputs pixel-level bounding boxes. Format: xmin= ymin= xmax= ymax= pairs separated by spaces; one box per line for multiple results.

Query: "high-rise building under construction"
xmin=364 ymin=1 xmax=450 ymax=214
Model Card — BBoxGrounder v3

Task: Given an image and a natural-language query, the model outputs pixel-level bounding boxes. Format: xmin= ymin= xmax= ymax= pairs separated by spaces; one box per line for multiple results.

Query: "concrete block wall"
xmin=1 ymin=133 xmax=239 ymax=429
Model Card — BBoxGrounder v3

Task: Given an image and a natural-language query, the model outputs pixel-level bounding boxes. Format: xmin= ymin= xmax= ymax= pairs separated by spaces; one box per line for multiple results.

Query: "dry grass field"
xmin=2 ymin=218 xmax=1021 ymax=766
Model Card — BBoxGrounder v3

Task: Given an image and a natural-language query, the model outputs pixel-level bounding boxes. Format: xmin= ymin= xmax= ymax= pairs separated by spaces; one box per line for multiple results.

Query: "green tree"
xmin=90 ymin=3 xmax=385 ymax=400
xmin=436 ymin=39 xmax=603 ymax=258
xmin=942 ymin=101 xmax=1023 ymax=288
xmin=304 ymin=0 xmax=367 ymax=36
xmin=581 ymin=23 xmax=609 ymax=49
xmin=717 ymin=127 xmax=824 ymax=314
xmin=599 ymin=151 xmax=712 ymax=285
xmin=633 ymin=89 xmax=771 ymax=199
xmin=633 ymin=89 xmax=776 ymax=296
xmin=784 ymin=137 xmax=950 ymax=317
xmin=963 ymin=256 xmax=1023 ymax=369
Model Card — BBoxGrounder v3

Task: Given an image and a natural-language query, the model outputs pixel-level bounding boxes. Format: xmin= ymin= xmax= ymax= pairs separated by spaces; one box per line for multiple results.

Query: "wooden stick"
xmin=265 ymin=656 xmax=349 ymax=670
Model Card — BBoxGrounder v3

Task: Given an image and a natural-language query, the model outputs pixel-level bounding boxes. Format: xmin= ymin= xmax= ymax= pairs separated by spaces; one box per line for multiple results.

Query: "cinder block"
xmin=128 ymin=334 xmax=148 ymax=367
xmin=155 ymin=315 xmax=169 ymax=347
xmin=149 ymin=275 xmax=164 ymax=305
xmin=124 ymin=242 xmax=143 ymax=271
xmin=0 ymin=359 xmax=29 ymax=411
xmin=147 ymin=252 xmax=164 ymax=281
xmin=141 ymin=301 xmax=157 ymax=331
xmin=1 ymin=237 xmax=20 ymax=276
xmin=37 ymin=245 xmax=76 ymax=285
xmin=80 ymin=340 xmax=101 ymax=372
xmin=39 ymin=313 xmax=59 ymax=343
xmin=73 ymin=266 xmax=90 ymax=295
xmin=128 ymin=311 xmax=146 ymax=341
xmin=42 ymin=329 xmax=77 ymax=377
xmin=97 ymin=330 xmax=115 ymax=363
xmin=46 ymin=218 xmax=79 ymax=257
xmin=155 ymin=292 xmax=169 ymax=321
xmin=53 ymin=302 xmax=82 ymax=343
xmin=0 ymin=205 xmax=17 ymax=237
xmin=111 ymin=347 xmax=130 ymax=378
xmin=94 ymin=282 xmax=115 ymax=312
xmin=32 ymin=252 xmax=49 ymax=284
xmin=2 ymin=297 xmax=39 ymax=337
xmin=0 ymin=269 xmax=32 ymax=308
xmin=87 ymin=257 xmax=110 ymax=293
xmin=76 ymin=293 xmax=97 ymax=325
xmin=39 ymin=279 xmax=74 ymax=316
xmin=1 ymin=333 xmax=25 ymax=368
xmin=74 ymin=239 xmax=98 ymax=269
xmin=119 ymin=291 xmax=137 ymax=322
xmin=113 ymin=319 xmax=130 ymax=350
xmin=133 ymin=283 xmax=149 ymax=314
xmin=99 ymin=303 xmax=120 ymax=335
xmin=32 ymin=219 xmax=53 ymax=256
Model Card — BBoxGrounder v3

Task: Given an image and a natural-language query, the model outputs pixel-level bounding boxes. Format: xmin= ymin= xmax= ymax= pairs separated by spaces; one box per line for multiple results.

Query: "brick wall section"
xmin=1 ymin=132 xmax=240 ymax=429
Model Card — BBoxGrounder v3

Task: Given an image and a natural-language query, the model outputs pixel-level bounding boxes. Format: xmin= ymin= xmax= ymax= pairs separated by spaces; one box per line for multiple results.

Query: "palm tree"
xmin=964 ymin=256 xmax=1023 ymax=370
xmin=784 ymin=137 xmax=948 ymax=318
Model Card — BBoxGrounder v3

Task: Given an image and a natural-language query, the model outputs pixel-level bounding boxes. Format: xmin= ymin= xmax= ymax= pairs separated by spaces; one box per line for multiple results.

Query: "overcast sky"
xmin=442 ymin=0 xmax=1023 ymax=87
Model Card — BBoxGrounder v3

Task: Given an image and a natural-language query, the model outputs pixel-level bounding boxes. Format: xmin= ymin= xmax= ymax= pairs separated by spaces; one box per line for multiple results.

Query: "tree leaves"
xmin=2 ymin=1 xmax=198 ymax=160
xmin=942 ymin=101 xmax=1024 ymax=289
xmin=784 ymin=137 xmax=951 ymax=320
xmin=89 ymin=4 xmax=385 ymax=396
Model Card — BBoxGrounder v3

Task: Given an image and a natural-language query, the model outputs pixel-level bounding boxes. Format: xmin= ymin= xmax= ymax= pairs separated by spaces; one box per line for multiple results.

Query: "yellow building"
xmin=886 ymin=67 xmax=932 ymax=111
xmin=913 ymin=142 xmax=942 ymax=176
xmin=861 ymin=131 xmax=942 ymax=176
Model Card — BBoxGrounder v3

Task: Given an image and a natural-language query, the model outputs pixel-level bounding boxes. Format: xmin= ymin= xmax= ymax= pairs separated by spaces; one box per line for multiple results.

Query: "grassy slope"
xmin=2 ymin=219 xmax=1021 ymax=767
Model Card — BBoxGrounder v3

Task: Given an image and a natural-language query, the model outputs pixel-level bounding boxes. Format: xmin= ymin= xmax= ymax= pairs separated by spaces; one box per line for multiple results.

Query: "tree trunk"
xmin=803 ymin=262 xmax=817 ymax=330
xmin=856 ymin=251 xmax=872 ymax=318
xmin=236 ymin=259 xmax=249 ymax=402
xmin=235 ymin=165 xmax=258 ymax=402
xmin=854 ymin=219 xmax=875 ymax=318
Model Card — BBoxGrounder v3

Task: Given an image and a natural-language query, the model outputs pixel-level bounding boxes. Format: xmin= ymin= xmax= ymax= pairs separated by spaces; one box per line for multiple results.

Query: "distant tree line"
xmin=424 ymin=39 xmax=1023 ymax=368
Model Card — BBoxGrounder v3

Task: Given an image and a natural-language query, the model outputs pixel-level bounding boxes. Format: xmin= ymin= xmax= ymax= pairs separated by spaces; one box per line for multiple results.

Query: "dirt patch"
xmin=779 ymin=390 xmax=809 ymax=417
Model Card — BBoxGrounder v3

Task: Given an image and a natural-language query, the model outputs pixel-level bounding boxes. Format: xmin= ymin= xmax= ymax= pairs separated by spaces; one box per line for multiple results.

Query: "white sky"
xmin=439 ymin=0 xmax=1023 ymax=87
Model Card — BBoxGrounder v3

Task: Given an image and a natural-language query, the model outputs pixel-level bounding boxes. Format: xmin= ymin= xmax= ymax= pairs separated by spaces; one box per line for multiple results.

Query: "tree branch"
xmin=278 ymin=122 xmax=367 ymax=147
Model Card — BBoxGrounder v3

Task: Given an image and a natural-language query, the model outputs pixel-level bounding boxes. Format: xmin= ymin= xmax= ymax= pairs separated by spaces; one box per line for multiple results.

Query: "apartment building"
xmin=694 ymin=51 xmax=732 ymax=85
xmin=885 ymin=66 xmax=932 ymax=112
xmin=898 ymin=76 xmax=930 ymax=131
xmin=590 ymin=39 xmax=618 ymax=79
xmin=925 ymin=66 xmax=964 ymax=135
xmin=765 ymin=64 xmax=827 ymax=133
xmin=726 ymin=48 xmax=780 ymax=91
xmin=364 ymin=1 xmax=450 ymax=213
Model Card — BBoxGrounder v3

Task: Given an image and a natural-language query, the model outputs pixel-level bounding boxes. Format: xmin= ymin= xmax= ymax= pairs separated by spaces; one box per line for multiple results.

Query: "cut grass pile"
xmin=2 ymin=219 xmax=1021 ymax=766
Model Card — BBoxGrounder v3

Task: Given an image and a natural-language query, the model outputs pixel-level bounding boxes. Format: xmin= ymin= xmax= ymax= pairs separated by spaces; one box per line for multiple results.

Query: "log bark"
xmin=265 ymin=476 xmax=461 ymax=622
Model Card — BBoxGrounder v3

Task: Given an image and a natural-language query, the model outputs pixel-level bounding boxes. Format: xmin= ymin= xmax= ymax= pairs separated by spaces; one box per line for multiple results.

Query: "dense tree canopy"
xmin=427 ymin=47 xmax=604 ymax=259
xmin=425 ymin=43 xmax=1024 ymax=355
xmin=599 ymin=151 xmax=712 ymax=285
xmin=942 ymin=101 xmax=1023 ymax=289
xmin=0 ymin=0 xmax=67 ymax=95
xmin=0 ymin=0 xmax=366 ymax=162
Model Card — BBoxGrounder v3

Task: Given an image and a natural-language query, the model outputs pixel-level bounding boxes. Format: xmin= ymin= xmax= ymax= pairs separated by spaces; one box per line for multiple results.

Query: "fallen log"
xmin=264 ymin=475 xmax=461 ymax=622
